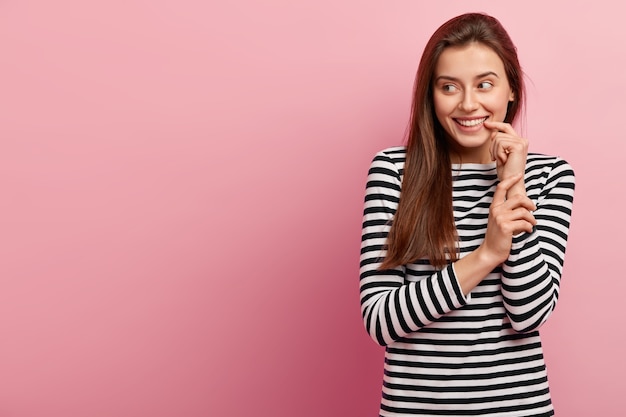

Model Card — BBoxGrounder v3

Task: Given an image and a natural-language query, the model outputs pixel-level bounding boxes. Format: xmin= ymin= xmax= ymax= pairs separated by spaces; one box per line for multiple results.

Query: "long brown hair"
xmin=380 ymin=13 xmax=525 ymax=269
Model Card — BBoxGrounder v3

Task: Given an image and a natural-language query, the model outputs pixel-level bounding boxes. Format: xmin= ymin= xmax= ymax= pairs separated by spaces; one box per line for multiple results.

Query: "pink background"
xmin=0 ymin=1 xmax=622 ymax=416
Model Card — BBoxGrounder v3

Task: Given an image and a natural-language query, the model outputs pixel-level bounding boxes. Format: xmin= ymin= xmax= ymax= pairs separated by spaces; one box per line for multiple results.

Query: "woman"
xmin=360 ymin=13 xmax=574 ymax=416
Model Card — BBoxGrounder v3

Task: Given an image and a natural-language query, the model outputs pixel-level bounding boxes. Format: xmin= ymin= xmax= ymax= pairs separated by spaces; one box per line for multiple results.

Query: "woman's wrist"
xmin=506 ymin=179 xmax=527 ymax=199
xmin=475 ymin=243 xmax=506 ymax=270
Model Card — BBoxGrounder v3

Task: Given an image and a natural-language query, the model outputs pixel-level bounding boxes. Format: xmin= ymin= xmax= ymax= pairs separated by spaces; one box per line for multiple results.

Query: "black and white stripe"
xmin=360 ymin=147 xmax=575 ymax=416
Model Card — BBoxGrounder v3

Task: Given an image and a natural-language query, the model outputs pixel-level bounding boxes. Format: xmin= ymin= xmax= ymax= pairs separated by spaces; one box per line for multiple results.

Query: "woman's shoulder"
xmin=526 ymin=153 xmax=575 ymax=176
xmin=375 ymin=146 xmax=407 ymax=157
xmin=525 ymin=153 xmax=575 ymax=202
xmin=371 ymin=146 xmax=407 ymax=164
xmin=367 ymin=146 xmax=407 ymax=182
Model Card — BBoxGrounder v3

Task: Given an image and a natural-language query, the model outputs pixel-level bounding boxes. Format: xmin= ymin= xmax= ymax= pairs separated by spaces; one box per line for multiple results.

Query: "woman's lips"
xmin=454 ymin=116 xmax=489 ymax=127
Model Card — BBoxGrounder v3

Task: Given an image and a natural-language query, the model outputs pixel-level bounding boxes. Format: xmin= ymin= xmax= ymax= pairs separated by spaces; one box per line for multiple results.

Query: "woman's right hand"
xmin=480 ymin=173 xmax=537 ymax=265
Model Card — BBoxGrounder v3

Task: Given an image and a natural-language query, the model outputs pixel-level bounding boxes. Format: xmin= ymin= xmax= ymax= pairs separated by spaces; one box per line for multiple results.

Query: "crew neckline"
xmin=451 ymin=162 xmax=497 ymax=170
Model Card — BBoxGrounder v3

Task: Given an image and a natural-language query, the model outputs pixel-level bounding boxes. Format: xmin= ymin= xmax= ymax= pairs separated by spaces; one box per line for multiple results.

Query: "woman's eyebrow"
xmin=434 ymin=71 xmax=500 ymax=82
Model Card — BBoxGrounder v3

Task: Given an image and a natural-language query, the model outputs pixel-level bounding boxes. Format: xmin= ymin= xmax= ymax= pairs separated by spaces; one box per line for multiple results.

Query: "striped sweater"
xmin=359 ymin=147 xmax=575 ymax=416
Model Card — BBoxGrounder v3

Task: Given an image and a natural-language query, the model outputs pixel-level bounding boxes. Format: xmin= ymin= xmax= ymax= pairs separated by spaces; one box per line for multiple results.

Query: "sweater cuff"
xmin=511 ymin=226 xmax=538 ymax=251
xmin=448 ymin=263 xmax=472 ymax=304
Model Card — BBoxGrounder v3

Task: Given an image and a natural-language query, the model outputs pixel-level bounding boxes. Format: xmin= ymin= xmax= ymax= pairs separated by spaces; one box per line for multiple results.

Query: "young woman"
xmin=359 ymin=13 xmax=575 ymax=416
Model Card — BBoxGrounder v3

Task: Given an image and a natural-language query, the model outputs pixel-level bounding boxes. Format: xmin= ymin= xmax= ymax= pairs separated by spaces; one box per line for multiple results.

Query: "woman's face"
xmin=432 ymin=42 xmax=514 ymax=163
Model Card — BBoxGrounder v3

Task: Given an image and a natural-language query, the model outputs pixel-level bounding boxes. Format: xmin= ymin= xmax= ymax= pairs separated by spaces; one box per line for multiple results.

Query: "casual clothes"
xmin=360 ymin=147 xmax=575 ymax=416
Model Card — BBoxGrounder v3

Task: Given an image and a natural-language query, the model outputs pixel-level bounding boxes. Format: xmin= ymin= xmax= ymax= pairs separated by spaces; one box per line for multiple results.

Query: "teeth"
xmin=457 ymin=118 xmax=486 ymax=127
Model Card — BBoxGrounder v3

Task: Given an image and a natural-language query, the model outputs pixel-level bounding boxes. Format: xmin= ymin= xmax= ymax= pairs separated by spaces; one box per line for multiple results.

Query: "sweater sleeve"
xmin=501 ymin=158 xmax=575 ymax=332
xmin=359 ymin=150 xmax=469 ymax=346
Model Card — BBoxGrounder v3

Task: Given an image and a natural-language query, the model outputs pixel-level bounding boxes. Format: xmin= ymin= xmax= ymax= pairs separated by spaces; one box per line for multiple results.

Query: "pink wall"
xmin=0 ymin=1 xmax=622 ymax=416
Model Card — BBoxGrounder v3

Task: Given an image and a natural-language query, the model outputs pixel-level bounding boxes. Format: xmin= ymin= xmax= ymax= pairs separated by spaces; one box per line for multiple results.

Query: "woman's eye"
xmin=478 ymin=81 xmax=493 ymax=89
xmin=442 ymin=84 xmax=458 ymax=93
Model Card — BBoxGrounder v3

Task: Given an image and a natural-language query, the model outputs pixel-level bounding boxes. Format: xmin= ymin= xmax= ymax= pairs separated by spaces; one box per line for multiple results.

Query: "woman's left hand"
xmin=485 ymin=121 xmax=528 ymax=198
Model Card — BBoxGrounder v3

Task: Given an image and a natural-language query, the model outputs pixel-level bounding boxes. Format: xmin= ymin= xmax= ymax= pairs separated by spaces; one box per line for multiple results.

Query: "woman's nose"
xmin=459 ymin=91 xmax=479 ymax=112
